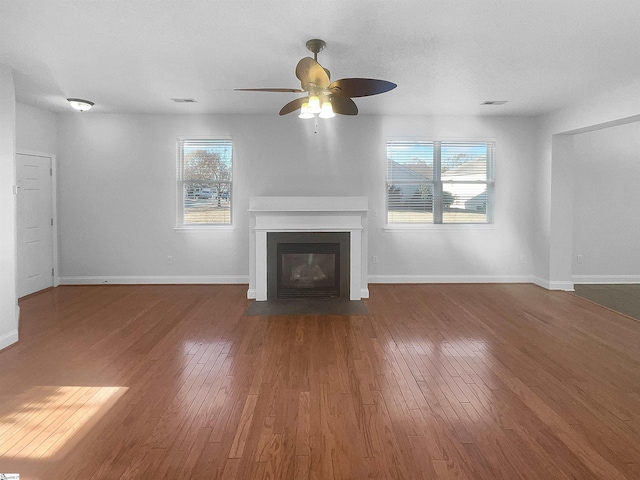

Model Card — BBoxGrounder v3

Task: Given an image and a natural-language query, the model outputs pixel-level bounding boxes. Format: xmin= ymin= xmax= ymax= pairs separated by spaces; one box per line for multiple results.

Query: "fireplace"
xmin=267 ymin=232 xmax=350 ymax=299
xmin=248 ymin=196 xmax=369 ymax=301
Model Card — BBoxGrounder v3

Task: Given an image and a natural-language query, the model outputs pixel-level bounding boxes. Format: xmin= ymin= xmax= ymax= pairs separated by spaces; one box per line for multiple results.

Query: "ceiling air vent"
xmin=481 ymin=100 xmax=508 ymax=105
xmin=171 ymin=98 xmax=197 ymax=103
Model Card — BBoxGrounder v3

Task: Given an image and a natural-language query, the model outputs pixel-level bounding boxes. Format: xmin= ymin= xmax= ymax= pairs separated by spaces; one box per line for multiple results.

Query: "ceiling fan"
xmin=235 ymin=39 xmax=397 ymax=118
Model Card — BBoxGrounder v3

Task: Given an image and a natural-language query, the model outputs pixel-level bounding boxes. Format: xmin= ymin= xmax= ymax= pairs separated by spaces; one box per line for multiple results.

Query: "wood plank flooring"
xmin=1 ymin=283 xmax=640 ymax=479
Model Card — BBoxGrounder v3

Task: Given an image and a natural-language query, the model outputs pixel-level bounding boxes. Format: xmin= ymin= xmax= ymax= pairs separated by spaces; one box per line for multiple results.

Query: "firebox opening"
xmin=267 ymin=232 xmax=350 ymax=300
xmin=278 ymin=245 xmax=340 ymax=299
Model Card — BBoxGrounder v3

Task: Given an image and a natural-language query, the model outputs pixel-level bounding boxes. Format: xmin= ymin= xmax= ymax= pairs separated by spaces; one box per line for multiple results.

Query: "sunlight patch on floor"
xmin=0 ymin=385 xmax=127 ymax=460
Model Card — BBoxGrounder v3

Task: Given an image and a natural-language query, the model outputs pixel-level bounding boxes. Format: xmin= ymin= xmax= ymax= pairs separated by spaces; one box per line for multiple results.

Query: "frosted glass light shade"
xmin=319 ymin=101 xmax=335 ymax=118
xmin=308 ymin=95 xmax=321 ymax=113
xmin=298 ymin=102 xmax=314 ymax=119
xmin=67 ymin=98 xmax=94 ymax=111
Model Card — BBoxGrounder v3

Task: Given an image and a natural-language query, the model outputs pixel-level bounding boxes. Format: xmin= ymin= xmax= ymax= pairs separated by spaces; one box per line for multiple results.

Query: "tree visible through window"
xmin=386 ymin=140 xmax=494 ymax=224
xmin=177 ymin=138 xmax=232 ymax=226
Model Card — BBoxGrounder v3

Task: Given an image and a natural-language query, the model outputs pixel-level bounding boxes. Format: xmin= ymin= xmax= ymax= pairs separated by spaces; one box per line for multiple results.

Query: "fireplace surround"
xmin=248 ymin=196 xmax=369 ymax=301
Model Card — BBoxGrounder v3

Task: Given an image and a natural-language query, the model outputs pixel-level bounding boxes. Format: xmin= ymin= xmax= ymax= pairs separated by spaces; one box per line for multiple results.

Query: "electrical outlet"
xmin=576 ymin=255 xmax=583 ymax=264
xmin=373 ymin=255 xmax=379 ymax=264
xmin=167 ymin=255 xmax=173 ymax=265
xmin=519 ymin=254 xmax=526 ymax=264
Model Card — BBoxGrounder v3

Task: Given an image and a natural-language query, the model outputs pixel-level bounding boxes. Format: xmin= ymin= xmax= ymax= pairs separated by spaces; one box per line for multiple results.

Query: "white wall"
xmin=370 ymin=115 xmax=536 ymax=282
xmin=572 ymin=122 xmax=640 ymax=282
xmin=56 ymin=112 xmax=536 ymax=284
xmin=534 ymin=79 xmax=640 ymax=289
xmin=0 ymin=65 xmax=18 ymax=350
xmin=16 ymin=103 xmax=58 ymax=154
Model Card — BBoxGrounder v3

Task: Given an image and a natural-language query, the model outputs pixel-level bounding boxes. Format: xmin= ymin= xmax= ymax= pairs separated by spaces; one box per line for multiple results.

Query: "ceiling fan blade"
xmin=279 ymin=97 xmax=307 ymax=116
xmin=295 ymin=57 xmax=330 ymax=89
xmin=329 ymin=78 xmax=397 ymax=98
xmin=235 ymin=88 xmax=304 ymax=93
xmin=331 ymin=96 xmax=358 ymax=115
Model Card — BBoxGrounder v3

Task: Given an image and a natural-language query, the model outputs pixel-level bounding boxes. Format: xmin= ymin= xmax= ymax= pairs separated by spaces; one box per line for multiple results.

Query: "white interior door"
xmin=17 ymin=153 xmax=54 ymax=298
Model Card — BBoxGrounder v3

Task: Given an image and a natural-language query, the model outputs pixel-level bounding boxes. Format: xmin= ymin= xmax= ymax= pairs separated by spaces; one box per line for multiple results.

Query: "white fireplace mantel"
xmin=248 ymin=196 xmax=369 ymax=301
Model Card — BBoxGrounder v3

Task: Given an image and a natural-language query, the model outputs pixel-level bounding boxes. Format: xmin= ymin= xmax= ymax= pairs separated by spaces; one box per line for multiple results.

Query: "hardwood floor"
xmin=2 ymin=283 xmax=640 ymax=479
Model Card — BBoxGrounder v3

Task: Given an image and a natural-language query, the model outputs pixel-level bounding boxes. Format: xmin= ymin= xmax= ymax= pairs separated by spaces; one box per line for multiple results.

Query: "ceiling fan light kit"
xmin=235 ymin=39 xmax=396 ymax=119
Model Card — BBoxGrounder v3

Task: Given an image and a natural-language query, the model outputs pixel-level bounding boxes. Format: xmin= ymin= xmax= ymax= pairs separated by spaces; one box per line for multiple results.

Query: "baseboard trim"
xmin=0 ymin=328 xmax=18 ymax=351
xmin=573 ymin=275 xmax=640 ymax=284
xmin=533 ymin=277 xmax=548 ymax=289
xmin=533 ymin=277 xmax=574 ymax=291
xmin=57 ymin=274 xmax=586 ymax=291
xmin=59 ymin=275 xmax=249 ymax=285
xmin=368 ymin=275 xmax=535 ymax=284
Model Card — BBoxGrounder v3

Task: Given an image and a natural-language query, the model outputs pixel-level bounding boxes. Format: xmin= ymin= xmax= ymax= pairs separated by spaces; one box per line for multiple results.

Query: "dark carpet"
xmin=573 ymin=284 xmax=640 ymax=322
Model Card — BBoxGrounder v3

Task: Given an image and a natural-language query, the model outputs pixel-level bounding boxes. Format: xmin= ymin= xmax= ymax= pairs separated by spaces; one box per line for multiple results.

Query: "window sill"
xmin=384 ymin=223 xmax=495 ymax=231
xmin=174 ymin=225 xmax=234 ymax=231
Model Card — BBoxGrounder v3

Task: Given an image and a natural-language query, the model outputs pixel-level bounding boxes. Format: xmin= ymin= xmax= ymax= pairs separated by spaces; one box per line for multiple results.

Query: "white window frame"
xmin=385 ymin=139 xmax=495 ymax=227
xmin=176 ymin=137 xmax=233 ymax=229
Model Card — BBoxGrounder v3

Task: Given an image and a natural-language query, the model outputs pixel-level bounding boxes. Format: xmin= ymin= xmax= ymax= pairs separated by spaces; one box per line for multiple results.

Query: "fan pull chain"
xmin=314 ymin=117 xmax=319 ymax=134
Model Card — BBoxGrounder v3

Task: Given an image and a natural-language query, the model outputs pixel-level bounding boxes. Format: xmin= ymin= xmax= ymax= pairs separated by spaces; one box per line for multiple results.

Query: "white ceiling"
xmin=2 ymin=0 xmax=640 ymax=117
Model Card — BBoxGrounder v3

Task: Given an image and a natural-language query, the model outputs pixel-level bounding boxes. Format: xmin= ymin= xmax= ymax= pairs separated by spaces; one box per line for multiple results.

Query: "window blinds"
xmin=177 ymin=138 xmax=233 ymax=226
xmin=386 ymin=141 xmax=494 ymax=224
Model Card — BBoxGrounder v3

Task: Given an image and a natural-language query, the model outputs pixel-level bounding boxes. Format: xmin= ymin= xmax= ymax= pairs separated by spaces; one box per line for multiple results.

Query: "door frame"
xmin=16 ymin=150 xmax=59 ymax=291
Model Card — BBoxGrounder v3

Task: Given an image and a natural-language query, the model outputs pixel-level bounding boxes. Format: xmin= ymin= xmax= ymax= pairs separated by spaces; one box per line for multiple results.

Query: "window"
xmin=386 ymin=140 xmax=494 ymax=224
xmin=177 ymin=138 xmax=232 ymax=226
